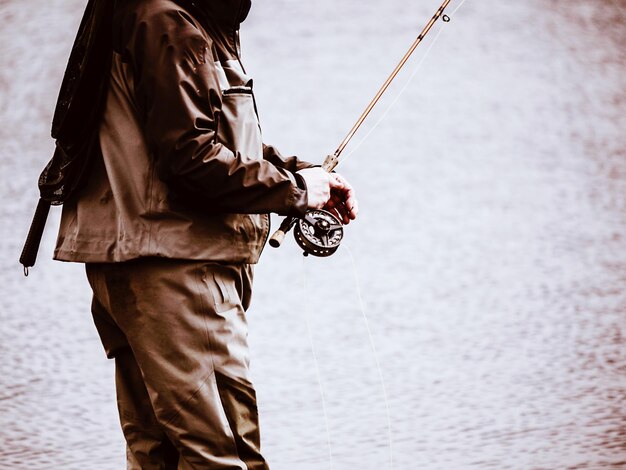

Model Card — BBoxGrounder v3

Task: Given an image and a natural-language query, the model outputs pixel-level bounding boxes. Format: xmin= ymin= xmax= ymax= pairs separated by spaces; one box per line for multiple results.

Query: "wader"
xmin=86 ymin=258 xmax=268 ymax=470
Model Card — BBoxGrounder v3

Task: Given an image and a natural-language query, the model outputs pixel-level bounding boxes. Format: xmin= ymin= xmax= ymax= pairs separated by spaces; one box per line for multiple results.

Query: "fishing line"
xmin=302 ymin=245 xmax=395 ymax=469
xmin=344 ymin=243 xmax=394 ymax=469
xmin=284 ymin=3 xmax=471 ymax=466
xmin=339 ymin=0 xmax=469 ymax=165
xmin=301 ymin=256 xmax=335 ymax=470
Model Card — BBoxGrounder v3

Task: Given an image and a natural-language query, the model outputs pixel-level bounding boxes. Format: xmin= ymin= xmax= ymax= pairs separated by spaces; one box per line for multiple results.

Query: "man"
xmin=52 ymin=0 xmax=357 ymax=468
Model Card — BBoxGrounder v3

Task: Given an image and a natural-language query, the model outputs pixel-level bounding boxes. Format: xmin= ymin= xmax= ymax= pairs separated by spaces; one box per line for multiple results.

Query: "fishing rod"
xmin=269 ymin=0 xmax=453 ymax=256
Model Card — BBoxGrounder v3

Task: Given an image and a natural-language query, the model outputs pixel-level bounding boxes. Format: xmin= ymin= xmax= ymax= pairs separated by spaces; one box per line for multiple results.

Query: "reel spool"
xmin=294 ymin=209 xmax=344 ymax=257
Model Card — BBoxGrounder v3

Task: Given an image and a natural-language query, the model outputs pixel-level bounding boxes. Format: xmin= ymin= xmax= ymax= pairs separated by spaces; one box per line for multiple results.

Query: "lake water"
xmin=1 ymin=0 xmax=625 ymax=468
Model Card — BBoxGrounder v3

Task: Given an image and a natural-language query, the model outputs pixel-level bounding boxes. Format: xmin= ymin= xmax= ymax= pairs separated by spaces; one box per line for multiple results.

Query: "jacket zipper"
xmin=231 ymin=0 xmax=272 ymax=256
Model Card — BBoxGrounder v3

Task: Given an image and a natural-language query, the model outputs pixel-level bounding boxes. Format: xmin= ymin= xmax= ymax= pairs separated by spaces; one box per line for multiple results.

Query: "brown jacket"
xmin=54 ymin=0 xmax=311 ymax=264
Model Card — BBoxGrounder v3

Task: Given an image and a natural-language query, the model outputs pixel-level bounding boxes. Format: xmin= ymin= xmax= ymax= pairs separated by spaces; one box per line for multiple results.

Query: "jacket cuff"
xmin=288 ymin=172 xmax=309 ymax=216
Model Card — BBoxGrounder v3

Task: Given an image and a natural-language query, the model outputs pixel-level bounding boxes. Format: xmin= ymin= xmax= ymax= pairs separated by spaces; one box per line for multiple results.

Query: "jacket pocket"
xmin=217 ymin=86 xmax=262 ymax=161
xmin=201 ymin=265 xmax=239 ymax=314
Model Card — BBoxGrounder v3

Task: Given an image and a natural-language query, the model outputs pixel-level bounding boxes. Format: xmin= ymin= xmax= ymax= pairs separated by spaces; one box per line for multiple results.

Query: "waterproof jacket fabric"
xmin=54 ymin=0 xmax=312 ymax=264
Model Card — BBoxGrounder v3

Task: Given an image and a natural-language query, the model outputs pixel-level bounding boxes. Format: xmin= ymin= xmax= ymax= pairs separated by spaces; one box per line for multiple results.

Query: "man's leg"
xmin=115 ymin=349 xmax=180 ymax=470
xmin=86 ymin=258 xmax=269 ymax=470
xmin=89 ymin=290 xmax=179 ymax=469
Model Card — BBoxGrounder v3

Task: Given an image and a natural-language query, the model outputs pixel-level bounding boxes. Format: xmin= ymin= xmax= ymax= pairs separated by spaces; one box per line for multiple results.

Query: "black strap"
xmin=19 ymin=198 xmax=51 ymax=276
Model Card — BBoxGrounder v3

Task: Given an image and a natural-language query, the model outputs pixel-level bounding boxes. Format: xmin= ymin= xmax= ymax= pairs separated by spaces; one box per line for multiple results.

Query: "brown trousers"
xmin=86 ymin=258 xmax=269 ymax=470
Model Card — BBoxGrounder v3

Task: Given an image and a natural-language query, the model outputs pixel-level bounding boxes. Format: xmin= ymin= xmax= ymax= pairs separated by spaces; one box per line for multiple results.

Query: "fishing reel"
xmin=294 ymin=209 xmax=344 ymax=257
xmin=269 ymin=208 xmax=344 ymax=257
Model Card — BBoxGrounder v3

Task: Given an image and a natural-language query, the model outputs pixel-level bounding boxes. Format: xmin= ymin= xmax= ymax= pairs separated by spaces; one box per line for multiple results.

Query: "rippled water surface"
xmin=1 ymin=0 xmax=625 ymax=469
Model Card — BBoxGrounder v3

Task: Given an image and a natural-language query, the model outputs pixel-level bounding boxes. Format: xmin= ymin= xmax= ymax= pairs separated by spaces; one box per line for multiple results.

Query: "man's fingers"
xmin=335 ymin=192 xmax=359 ymax=219
xmin=324 ymin=198 xmax=358 ymax=224
xmin=341 ymin=200 xmax=357 ymax=223
xmin=326 ymin=172 xmax=358 ymax=223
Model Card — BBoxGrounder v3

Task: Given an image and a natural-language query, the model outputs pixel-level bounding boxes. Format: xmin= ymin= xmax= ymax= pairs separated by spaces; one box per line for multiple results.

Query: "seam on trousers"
xmin=161 ymin=370 xmax=249 ymax=470
xmin=215 ymin=371 xmax=260 ymax=470
xmin=160 ymin=265 xmax=219 ymax=427
xmin=169 ymin=265 xmax=246 ymax=469
xmin=195 ymin=265 xmax=219 ymax=374
xmin=162 ymin=368 xmax=216 ymax=427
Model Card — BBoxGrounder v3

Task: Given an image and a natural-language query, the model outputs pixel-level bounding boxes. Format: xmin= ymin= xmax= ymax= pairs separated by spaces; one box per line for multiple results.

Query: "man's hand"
xmin=296 ymin=168 xmax=358 ymax=224
xmin=324 ymin=172 xmax=358 ymax=224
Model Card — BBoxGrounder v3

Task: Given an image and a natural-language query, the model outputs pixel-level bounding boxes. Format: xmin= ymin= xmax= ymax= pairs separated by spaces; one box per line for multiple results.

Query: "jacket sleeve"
xmin=123 ymin=9 xmax=308 ymax=216
xmin=262 ymin=144 xmax=316 ymax=173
